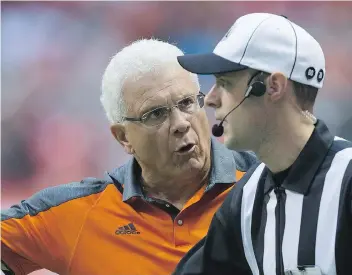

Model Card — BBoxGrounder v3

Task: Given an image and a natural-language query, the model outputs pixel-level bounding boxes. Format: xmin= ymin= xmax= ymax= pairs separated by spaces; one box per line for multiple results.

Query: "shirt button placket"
xmin=174 ymin=217 xmax=188 ymax=246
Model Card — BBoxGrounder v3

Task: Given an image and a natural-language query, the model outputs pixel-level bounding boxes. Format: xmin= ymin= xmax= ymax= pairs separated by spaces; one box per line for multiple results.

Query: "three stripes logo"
xmin=115 ymin=223 xmax=140 ymax=235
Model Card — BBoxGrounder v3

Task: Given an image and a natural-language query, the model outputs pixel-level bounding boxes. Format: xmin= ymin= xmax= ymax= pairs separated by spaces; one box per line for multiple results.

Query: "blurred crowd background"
xmin=1 ymin=2 xmax=352 ymax=273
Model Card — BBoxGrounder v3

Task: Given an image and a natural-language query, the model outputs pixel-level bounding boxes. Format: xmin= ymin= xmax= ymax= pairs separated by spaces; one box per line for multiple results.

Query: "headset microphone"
xmin=211 ymin=97 xmax=247 ymax=137
xmin=211 ymin=78 xmax=266 ymax=137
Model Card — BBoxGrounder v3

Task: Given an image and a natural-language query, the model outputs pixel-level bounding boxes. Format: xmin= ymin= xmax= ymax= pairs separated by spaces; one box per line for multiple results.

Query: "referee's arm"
xmin=344 ymin=161 xmax=352 ymax=220
xmin=349 ymin=169 xmax=352 ymax=220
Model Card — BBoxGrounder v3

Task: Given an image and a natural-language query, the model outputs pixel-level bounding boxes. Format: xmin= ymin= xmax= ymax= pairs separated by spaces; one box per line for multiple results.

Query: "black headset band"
xmin=246 ymin=71 xmax=267 ymax=97
xmin=247 ymin=70 xmax=265 ymax=86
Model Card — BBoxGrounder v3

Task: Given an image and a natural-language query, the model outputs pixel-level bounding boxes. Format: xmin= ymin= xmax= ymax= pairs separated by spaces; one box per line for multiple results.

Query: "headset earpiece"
xmin=244 ymin=81 xmax=266 ymax=98
xmin=250 ymin=81 xmax=266 ymax=97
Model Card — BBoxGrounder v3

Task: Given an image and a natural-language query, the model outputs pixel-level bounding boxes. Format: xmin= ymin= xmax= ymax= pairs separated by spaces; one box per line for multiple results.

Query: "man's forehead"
xmin=123 ymin=69 xmax=198 ymax=112
xmin=137 ymin=76 xmax=191 ymax=93
xmin=138 ymin=81 xmax=197 ymax=103
xmin=127 ymin=77 xmax=196 ymax=98
xmin=125 ymin=66 xmax=195 ymax=91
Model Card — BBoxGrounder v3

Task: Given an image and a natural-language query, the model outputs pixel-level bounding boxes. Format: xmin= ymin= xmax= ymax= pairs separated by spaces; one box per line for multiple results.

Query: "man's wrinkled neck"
xmin=140 ymin=152 xmax=211 ymax=209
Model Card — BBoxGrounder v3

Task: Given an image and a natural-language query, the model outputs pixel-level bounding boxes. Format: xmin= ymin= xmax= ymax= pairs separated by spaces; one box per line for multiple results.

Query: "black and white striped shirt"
xmin=173 ymin=120 xmax=352 ymax=275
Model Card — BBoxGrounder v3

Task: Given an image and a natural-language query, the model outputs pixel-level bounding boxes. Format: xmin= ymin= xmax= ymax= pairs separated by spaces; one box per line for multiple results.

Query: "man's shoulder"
xmin=231 ymin=161 xmax=265 ymax=195
xmin=211 ymin=137 xmax=259 ymax=172
xmin=216 ymin=162 xmax=265 ymax=226
xmin=329 ymin=136 xmax=352 ymax=184
xmin=326 ymin=136 xmax=352 ymax=172
xmin=231 ymin=150 xmax=259 ymax=172
xmin=222 ymin=162 xmax=265 ymax=206
xmin=1 ymin=176 xmax=113 ymax=221
xmin=330 ymin=136 xmax=352 ymax=154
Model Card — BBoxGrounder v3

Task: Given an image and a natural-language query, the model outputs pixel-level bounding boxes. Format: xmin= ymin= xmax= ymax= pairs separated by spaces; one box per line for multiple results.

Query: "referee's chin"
xmin=224 ymin=134 xmax=243 ymax=152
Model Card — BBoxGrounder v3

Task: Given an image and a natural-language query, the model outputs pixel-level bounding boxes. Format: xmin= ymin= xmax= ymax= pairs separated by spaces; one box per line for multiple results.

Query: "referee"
xmin=173 ymin=13 xmax=352 ymax=275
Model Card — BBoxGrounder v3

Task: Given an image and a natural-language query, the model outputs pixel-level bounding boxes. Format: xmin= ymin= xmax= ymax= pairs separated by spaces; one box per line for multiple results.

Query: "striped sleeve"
xmin=350 ymin=178 xmax=352 ymax=218
xmin=1 ymin=178 xmax=109 ymax=274
xmin=337 ymin=151 xmax=352 ymax=218
xmin=346 ymin=160 xmax=352 ymax=218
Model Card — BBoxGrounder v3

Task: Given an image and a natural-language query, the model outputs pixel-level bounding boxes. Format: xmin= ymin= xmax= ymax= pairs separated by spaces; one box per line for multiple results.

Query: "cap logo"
xmin=317 ymin=69 xmax=324 ymax=82
xmin=305 ymin=67 xmax=316 ymax=80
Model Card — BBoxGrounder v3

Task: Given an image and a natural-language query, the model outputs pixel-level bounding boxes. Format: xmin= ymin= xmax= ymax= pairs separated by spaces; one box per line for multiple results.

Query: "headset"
xmin=212 ymin=71 xmax=266 ymax=137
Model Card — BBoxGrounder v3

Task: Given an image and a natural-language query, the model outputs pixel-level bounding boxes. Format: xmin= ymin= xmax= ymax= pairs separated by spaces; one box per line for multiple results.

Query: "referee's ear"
xmin=110 ymin=124 xmax=134 ymax=155
xmin=266 ymin=72 xmax=288 ymax=102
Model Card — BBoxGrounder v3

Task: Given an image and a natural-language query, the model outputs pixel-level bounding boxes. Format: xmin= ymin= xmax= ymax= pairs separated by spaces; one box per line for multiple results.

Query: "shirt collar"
xmin=264 ymin=119 xmax=334 ymax=195
xmin=108 ymin=137 xmax=242 ymax=202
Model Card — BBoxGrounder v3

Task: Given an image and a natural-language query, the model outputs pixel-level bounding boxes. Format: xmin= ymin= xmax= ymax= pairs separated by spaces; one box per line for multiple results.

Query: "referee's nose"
xmin=205 ymin=85 xmax=221 ymax=109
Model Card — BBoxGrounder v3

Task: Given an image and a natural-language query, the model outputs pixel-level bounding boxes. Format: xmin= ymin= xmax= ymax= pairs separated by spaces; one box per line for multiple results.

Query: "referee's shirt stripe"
xmin=282 ymin=190 xmax=304 ymax=271
xmin=297 ymin=166 xmax=326 ymax=266
xmin=241 ymin=163 xmax=265 ymax=275
xmin=315 ymin=148 xmax=352 ymax=275
xmin=263 ymin=190 xmax=277 ymax=275
xmin=334 ymin=136 xmax=346 ymax=141
xmin=315 ymin=147 xmax=352 ymax=275
xmin=251 ymin=172 xmax=269 ymax=275
xmin=276 ymin=188 xmax=286 ymax=275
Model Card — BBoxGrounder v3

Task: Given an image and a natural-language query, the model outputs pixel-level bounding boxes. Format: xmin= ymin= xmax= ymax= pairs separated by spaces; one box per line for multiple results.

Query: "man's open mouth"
xmin=176 ymin=144 xmax=195 ymax=154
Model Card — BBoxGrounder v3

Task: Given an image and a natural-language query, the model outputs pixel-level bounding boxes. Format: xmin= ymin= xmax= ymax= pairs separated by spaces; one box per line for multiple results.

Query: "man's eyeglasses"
xmin=122 ymin=93 xmax=205 ymax=127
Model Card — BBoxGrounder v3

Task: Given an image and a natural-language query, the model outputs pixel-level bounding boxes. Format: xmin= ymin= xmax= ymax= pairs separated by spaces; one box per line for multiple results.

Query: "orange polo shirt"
xmin=1 ymin=139 xmax=256 ymax=275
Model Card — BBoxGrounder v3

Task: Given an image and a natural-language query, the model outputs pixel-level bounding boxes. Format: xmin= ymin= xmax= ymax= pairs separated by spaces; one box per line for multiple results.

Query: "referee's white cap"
xmin=177 ymin=13 xmax=326 ymax=89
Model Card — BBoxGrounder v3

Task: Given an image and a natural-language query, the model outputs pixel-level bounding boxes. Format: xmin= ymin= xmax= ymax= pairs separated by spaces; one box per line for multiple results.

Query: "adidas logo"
xmin=115 ymin=223 xmax=140 ymax=235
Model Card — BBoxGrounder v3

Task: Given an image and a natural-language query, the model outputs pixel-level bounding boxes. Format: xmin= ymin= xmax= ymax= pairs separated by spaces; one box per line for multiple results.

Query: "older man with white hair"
xmin=1 ymin=39 xmax=257 ymax=275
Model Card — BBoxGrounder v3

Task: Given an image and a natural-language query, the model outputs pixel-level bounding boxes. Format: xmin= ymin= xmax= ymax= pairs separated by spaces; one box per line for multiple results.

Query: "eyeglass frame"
xmin=122 ymin=92 xmax=205 ymax=127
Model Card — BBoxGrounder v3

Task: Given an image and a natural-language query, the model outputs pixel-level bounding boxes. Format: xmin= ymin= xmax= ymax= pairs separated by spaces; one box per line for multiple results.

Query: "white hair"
xmin=100 ymin=38 xmax=200 ymax=125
